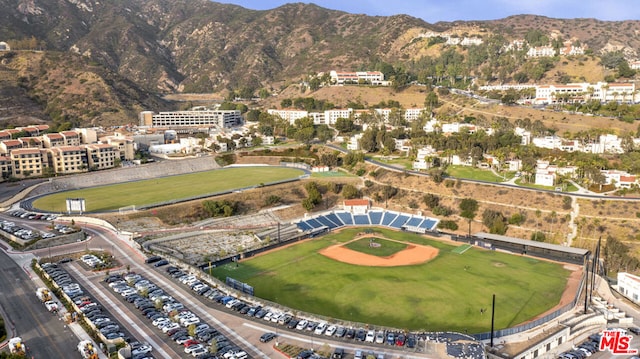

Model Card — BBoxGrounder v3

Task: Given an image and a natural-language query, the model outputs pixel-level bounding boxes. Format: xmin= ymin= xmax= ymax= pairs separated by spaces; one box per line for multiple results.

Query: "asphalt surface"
xmin=0 ymin=249 xmax=79 ymax=358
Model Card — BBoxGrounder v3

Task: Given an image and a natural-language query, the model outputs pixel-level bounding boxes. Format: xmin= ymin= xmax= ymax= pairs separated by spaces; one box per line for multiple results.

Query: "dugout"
xmin=474 ymin=232 xmax=590 ymax=265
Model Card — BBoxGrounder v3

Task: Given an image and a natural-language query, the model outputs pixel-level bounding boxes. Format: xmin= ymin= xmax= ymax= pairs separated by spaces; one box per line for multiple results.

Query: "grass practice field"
xmin=213 ymin=227 xmax=570 ymax=333
xmin=32 ymin=167 xmax=304 ymax=212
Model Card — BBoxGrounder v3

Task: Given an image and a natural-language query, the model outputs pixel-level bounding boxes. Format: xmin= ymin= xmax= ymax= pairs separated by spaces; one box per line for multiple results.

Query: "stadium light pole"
xmin=490 ymin=293 xmax=496 ymax=348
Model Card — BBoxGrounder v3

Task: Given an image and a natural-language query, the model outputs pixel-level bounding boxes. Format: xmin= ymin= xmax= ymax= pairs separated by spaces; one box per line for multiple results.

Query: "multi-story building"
xmin=48 ymin=146 xmax=86 ymax=174
xmin=86 ymin=144 xmax=117 ymax=170
xmin=61 ymin=131 xmax=82 ymax=146
xmin=43 ymin=133 xmax=66 ymax=148
xmin=0 ymin=155 xmax=11 ymax=179
xmin=617 ymin=272 xmax=640 ymax=304
xmin=10 ymin=148 xmax=45 ymax=178
xmin=329 ymin=71 xmax=387 ymax=85
xmin=139 ymin=110 xmax=242 ymax=128
xmin=0 ymin=140 xmax=23 ymax=154
xmin=267 ymin=109 xmax=309 ymax=125
xmin=534 ymin=82 xmax=636 ymax=104
xmin=324 ymin=109 xmax=354 ymax=125
xmin=100 ymin=136 xmax=135 ymax=161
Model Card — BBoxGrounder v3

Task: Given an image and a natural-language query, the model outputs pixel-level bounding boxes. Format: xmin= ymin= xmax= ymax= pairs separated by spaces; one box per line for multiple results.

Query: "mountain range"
xmin=1 ymin=0 xmax=640 ymax=127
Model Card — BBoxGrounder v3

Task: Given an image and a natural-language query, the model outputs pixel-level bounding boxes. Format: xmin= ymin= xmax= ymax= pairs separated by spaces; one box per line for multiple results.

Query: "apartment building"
xmin=49 ymin=146 xmax=86 ymax=174
xmin=0 ymin=155 xmax=11 ymax=179
xmin=61 ymin=131 xmax=82 ymax=146
xmin=139 ymin=110 xmax=242 ymax=128
xmin=43 ymin=133 xmax=66 ymax=148
xmin=100 ymin=136 xmax=135 ymax=160
xmin=10 ymin=148 xmax=45 ymax=178
xmin=267 ymin=109 xmax=309 ymax=124
xmin=0 ymin=140 xmax=23 ymax=154
xmin=86 ymin=144 xmax=117 ymax=170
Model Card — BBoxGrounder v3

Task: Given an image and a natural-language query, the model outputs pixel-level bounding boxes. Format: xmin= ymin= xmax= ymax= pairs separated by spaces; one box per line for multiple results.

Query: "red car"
xmin=395 ymin=334 xmax=406 ymax=346
xmin=183 ymin=339 xmax=199 ymax=348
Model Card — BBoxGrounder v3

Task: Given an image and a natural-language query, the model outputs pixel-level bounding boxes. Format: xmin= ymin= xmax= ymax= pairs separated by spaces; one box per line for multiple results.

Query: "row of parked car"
xmin=557 ymin=333 xmax=601 ymax=359
xmin=40 ymin=262 xmax=133 ymax=344
xmin=1 ymin=219 xmax=40 ymax=240
xmin=106 ymin=266 xmax=248 ymax=359
xmin=161 ymin=264 xmax=417 ymax=359
xmin=8 ymin=209 xmax=58 ymax=221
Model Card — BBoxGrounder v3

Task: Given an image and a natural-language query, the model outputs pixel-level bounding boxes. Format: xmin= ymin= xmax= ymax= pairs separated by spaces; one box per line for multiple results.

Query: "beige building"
xmin=42 ymin=133 xmax=66 ymax=148
xmin=0 ymin=155 xmax=11 ymax=179
xmin=61 ymin=131 xmax=82 ymax=146
xmin=49 ymin=146 xmax=86 ymax=174
xmin=10 ymin=148 xmax=45 ymax=178
xmin=86 ymin=144 xmax=117 ymax=170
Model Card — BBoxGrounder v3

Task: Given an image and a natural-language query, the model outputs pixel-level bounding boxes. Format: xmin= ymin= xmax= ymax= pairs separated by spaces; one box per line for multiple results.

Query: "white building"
xmin=347 ymin=134 xmax=363 ymax=151
xmin=514 ymin=127 xmax=531 ymax=145
xmin=413 ymin=146 xmax=437 ymax=170
xmin=617 ymin=272 xmax=640 ymax=304
xmin=534 ymin=82 xmax=636 ymax=105
xmin=527 ymin=45 xmax=556 ymax=58
xmin=601 ymin=170 xmax=637 ymax=188
xmin=535 ymin=160 xmax=556 ymax=187
xmin=329 ymin=71 xmax=387 ymax=85
xmin=139 ymin=110 xmax=242 ymax=128
xmin=267 ymin=109 xmax=309 ymax=125
xmin=324 ymin=108 xmax=354 ymax=125
xmin=532 ymin=136 xmax=563 ymax=150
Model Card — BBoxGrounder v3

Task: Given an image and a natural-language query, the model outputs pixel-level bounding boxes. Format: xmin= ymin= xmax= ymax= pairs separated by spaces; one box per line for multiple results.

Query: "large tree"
xmin=459 ymin=198 xmax=479 ymax=237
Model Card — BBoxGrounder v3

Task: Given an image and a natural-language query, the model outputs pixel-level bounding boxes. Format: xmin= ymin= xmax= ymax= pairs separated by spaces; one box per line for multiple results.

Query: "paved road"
xmin=0 ymin=249 xmax=78 ymax=358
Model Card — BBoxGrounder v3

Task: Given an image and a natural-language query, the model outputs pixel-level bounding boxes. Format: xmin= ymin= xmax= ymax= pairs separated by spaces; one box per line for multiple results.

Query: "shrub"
xmin=438 ymin=220 xmax=459 ymax=230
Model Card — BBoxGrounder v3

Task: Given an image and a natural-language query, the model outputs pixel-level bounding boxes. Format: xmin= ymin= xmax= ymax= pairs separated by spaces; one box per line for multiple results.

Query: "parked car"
xmin=260 ymin=332 xmax=277 ymax=343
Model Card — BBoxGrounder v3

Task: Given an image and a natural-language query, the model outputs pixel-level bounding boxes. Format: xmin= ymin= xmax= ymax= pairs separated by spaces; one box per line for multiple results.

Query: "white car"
xmin=314 ymin=322 xmax=327 ymax=335
xmin=325 ymin=325 xmax=337 ymax=336
xmin=162 ymin=322 xmax=180 ymax=333
xmin=152 ymin=317 xmax=170 ymax=327
xmin=365 ymin=329 xmax=375 ymax=343
xmin=182 ymin=317 xmax=201 ymax=327
xmin=296 ymin=319 xmax=308 ymax=330
xmin=184 ymin=344 xmax=204 ymax=354
xmin=131 ymin=344 xmax=152 ymax=356
xmin=375 ymin=330 xmax=385 ymax=344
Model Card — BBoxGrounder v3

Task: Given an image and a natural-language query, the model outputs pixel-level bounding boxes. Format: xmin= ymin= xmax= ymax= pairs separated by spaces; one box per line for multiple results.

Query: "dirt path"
xmin=319 ymin=235 xmax=439 ymax=267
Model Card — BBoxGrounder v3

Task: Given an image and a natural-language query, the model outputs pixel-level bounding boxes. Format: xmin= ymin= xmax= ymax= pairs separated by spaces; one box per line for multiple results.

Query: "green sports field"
xmin=32 ymin=167 xmax=304 ymax=212
xmin=213 ymin=227 xmax=571 ymax=333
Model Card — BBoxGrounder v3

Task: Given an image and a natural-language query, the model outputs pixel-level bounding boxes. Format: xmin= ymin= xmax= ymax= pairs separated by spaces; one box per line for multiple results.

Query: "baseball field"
xmin=31 ymin=166 xmax=304 ymax=212
xmin=213 ymin=227 xmax=572 ymax=333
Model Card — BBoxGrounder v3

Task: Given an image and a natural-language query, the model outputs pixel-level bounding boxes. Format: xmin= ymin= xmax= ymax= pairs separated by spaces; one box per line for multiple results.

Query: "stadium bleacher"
xmin=368 ymin=211 xmax=383 ymax=225
xmin=295 ymin=210 xmax=440 ymax=234
xmin=337 ymin=212 xmax=354 ymax=225
xmin=325 ymin=213 xmax=344 ymax=226
xmin=406 ymin=217 xmax=422 ymax=227
xmin=316 ymin=215 xmax=340 ymax=229
xmin=353 ymin=214 xmax=370 ymax=225
xmin=381 ymin=212 xmax=398 ymax=226
xmin=389 ymin=214 xmax=409 ymax=229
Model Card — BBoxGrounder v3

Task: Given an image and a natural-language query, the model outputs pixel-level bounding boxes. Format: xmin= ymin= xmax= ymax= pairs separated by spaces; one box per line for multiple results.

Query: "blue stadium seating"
xmin=420 ymin=219 xmax=436 ymax=230
xmin=297 ymin=221 xmax=313 ymax=231
xmin=336 ymin=212 xmax=353 ymax=225
xmin=389 ymin=214 xmax=409 ymax=229
xmin=325 ymin=213 xmax=344 ymax=226
xmin=368 ymin=211 xmax=383 ymax=225
xmin=406 ymin=217 xmax=422 ymax=227
xmin=381 ymin=212 xmax=397 ymax=226
xmin=306 ymin=218 xmax=324 ymax=229
xmin=316 ymin=215 xmax=340 ymax=229
xmin=353 ymin=214 xmax=369 ymax=225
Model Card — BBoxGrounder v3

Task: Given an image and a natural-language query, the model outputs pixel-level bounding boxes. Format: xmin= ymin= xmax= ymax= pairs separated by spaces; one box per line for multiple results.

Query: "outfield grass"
xmin=344 ymin=237 xmax=407 ymax=257
xmin=213 ymin=227 xmax=570 ymax=333
xmin=32 ymin=167 xmax=304 ymax=212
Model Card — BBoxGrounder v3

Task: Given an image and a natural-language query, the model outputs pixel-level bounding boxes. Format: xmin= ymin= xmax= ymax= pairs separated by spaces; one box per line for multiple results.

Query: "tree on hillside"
xmin=459 ymin=198 xmax=478 ymax=238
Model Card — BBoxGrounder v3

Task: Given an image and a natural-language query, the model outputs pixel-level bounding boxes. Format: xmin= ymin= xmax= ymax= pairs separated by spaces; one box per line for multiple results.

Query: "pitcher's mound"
xmin=319 ymin=237 xmax=439 ymax=267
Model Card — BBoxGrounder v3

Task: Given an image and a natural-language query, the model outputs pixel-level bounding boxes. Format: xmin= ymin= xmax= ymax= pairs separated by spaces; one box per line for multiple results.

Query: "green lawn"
xmin=213 ymin=227 xmax=570 ymax=333
xmin=446 ymin=165 xmax=506 ymax=182
xmin=32 ymin=167 xmax=304 ymax=212
xmin=344 ymin=237 xmax=407 ymax=257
